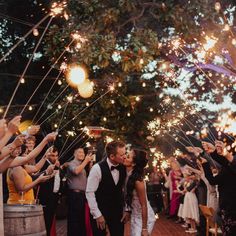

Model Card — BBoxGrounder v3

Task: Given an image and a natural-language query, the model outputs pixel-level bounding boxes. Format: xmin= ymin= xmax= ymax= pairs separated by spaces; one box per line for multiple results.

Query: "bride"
xmin=123 ymin=148 xmax=156 ymax=236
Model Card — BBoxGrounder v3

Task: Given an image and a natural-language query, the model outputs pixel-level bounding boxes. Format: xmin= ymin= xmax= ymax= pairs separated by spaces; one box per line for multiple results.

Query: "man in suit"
xmin=38 ymin=147 xmax=63 ymax=236
xmin=86 ymin=141 xmax=127 ymax=236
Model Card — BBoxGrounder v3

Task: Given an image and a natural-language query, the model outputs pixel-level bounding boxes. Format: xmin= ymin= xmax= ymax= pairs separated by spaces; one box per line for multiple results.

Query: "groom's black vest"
xmin=95 ymin=159 xmax=126 ymax=220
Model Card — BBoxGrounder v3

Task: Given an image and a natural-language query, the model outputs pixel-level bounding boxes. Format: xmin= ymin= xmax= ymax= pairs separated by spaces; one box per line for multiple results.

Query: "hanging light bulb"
xmin=20 ymin=78 xmax=25 ymax=84
xmin=66 ymin=64 xmax=87 ymax=88
xmin=33 ymin=28 xmax=39 ymax=36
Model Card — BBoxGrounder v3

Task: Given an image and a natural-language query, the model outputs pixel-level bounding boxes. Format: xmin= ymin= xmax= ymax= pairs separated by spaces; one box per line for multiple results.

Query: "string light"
xmin=103 ymin=117 xmax=107 ymax=122
xmin=118 ymin=82 xmax=122 ymax=87
xmin=20 ymin=78 xmax=25 ymax=84
xmin=67 ymin=131 xmax=75 ymax=136
xmin=86 ymin=102 xmax=90 ymax=107
xmin=28 ymin=106 xmax=33 ymax=111
xmin=142 ymin=82 xmax=146 ymax=87
xmin=58 ymin=80 xmax=62 ymax=85
xmin=33 ymin=28 xmax=39 ymax=36
xmin=135 ymin=96 xmax=140 ymax=102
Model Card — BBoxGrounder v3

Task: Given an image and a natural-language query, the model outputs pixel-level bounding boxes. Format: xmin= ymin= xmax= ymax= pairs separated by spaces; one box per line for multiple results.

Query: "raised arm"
xmin=9 ymin=132 xmax=57 ymax=168
xmin=24 ymin=146 xmax=54 ymax=174
xmin=11 ymin=166 xmax=51 ymax=193
xmin=0 ymin=135 xmax=25 ymax=160
xmin=70 ymin=154 xmax=93 ymax=175
xmin=0 ymin=116 xmax=21 ymax=151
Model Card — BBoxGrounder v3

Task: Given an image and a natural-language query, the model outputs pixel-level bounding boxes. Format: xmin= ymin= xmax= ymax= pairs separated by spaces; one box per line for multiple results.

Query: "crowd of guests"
xmin=0 ymin=115 xmax=157 ymax=236
xmin=158 ymin=140 xmax=236 ymax=235
xmin=1 ymin=115 xmax=236 ymax=236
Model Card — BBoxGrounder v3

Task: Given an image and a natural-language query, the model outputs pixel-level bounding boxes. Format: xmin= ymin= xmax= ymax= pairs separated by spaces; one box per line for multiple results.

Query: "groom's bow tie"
xmin=111 ymin=165 xmax=120 ymax=171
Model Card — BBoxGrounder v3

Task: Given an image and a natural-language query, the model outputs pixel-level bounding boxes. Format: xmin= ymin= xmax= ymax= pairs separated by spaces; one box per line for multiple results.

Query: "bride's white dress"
xmin=130 ymin=186 xmax=156 ymax=236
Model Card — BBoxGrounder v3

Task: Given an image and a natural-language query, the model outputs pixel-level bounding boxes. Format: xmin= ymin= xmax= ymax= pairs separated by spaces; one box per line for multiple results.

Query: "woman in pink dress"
xmin=169 ymin=161 xmax=182 ymax=217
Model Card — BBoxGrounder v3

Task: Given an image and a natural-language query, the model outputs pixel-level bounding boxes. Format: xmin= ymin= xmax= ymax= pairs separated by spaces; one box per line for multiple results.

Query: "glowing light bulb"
xmin=33 ymin=28 xmax=39 ymax=36
xmin=66 ymin=65 xmax=86 ymax=88
xmin=20 ymin=78 xmax=25 ymax=84
xmin=135 ymin=96 xmax=140 ymax=102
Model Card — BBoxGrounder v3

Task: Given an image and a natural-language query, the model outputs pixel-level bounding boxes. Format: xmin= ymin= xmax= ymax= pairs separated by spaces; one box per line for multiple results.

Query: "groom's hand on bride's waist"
xmin=96 ymin=215 xmax=106 ymax=230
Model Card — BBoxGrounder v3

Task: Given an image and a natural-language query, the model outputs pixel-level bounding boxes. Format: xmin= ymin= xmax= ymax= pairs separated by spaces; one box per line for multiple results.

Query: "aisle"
xmin=152 ymin=216 xmax=196 ymax=236
xmin=56 ymin=215 xmax=195 ymax=236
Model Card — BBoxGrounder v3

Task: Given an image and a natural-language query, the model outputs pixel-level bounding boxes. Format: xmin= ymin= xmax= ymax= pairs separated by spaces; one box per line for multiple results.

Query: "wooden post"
xmin=0 ymin=174 xmax=4 ymax=235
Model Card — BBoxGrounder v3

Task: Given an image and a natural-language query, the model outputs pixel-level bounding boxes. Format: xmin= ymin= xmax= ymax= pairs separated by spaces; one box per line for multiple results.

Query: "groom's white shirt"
xmin=86 ymin=158 xmax=120 ymax=219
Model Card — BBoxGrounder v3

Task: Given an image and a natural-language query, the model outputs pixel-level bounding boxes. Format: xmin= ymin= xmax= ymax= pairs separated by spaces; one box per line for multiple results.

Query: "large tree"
xmin=1 ymin=0 xmax=236 ymax=156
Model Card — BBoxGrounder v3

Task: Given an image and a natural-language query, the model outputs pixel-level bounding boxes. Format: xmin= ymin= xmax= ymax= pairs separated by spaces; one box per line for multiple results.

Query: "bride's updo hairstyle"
xmin=126 ymin=148 xmax=148 ymax=208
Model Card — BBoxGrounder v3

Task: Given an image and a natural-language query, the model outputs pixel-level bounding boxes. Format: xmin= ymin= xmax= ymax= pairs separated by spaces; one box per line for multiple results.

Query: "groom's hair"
xmin=106 ymin=141 xmax=125 ymax=159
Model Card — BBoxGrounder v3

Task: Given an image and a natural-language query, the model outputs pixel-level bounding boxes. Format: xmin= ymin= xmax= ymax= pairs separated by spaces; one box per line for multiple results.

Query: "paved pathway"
xmin=56 ymin=215 xmax=196 ymax=236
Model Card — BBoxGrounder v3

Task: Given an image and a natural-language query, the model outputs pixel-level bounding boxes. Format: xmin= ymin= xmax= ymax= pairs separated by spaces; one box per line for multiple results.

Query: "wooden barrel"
xmin=4 ymin=204 xmax=46 ymax=236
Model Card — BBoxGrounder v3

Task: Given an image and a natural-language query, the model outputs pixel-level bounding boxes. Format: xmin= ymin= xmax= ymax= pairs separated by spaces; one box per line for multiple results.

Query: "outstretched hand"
xmin=27 ymin=125 xmax=40 ymax=135
xmin=8 ymin=116 xmax=21 ymax=134
xmin=201 ymin=141 xmax=215 ymax=154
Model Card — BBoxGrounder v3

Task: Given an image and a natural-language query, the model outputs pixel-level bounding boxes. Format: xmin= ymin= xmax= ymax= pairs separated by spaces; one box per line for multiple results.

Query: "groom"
xmin=86 ymin=140 xmax=127 ymax=236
